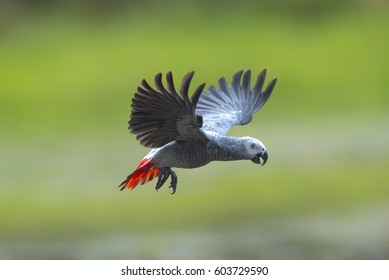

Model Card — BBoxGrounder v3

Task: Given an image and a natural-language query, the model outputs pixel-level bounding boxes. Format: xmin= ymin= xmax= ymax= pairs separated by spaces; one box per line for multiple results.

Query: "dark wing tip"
xmin=141 ymin=78 xmax=158 ymax=93
xmin=191 ymin=82 xmax=206 ymax=107
xmin=258 ymin=68 xmax=267 ymax=80
xmin=233 ymin=69 xmax=244 ymax=79
xmin=184 ymin=71 xmax=195 ymax=78
xmin=155 ymin=72 xmax=163 ymax=80
xmin=180 ymin=71 xmax=196 ymax=98
xmin=155 ymin=72 xmax=170 ymax=94
xmin=265 ymin=78 xmax=277 ymax=95
xmin=252 ymin=68 xmax=267 ymax=94
xmin=166 ymin=71 xmax=177 ymax=94
xmin=242 ymin=69 xmax=252 ymax=91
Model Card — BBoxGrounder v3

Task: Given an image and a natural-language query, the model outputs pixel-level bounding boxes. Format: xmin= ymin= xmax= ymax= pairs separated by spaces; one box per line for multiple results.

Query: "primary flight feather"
xmin=119 ymin=69 xmax=277 ymax=194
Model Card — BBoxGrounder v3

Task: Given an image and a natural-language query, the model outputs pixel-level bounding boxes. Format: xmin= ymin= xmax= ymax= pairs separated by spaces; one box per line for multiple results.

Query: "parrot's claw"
xmin=168 ymin=171 xmax=177 ymax=194
xmin=155 ymin=168 xmax=177 ymax=194
xmin=155 ymin=172 xmax=167 ymax=191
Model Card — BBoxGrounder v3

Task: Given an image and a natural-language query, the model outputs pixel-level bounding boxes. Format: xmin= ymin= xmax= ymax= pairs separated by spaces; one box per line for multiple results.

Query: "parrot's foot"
xmin=155 ymin=168 xmax=178 ymax=194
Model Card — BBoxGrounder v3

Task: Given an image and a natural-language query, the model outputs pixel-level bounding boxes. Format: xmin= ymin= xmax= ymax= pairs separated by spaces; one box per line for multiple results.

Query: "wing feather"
xmin=129 ymin=72 xmax=208 ymax=148
xmin=195 ymin=69 xmax=277 ymax=135
xmin=231 ymin=70 xmax=243 ymax=105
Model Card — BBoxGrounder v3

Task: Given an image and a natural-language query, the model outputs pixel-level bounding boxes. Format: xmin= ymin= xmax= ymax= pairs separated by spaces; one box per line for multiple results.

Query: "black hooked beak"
xmin=251 ymin=150 xmax=268 ymax=166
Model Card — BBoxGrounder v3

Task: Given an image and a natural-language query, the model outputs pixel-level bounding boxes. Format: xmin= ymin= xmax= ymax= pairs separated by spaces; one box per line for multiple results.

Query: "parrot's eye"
xmin=250 ymin=143 xmax=256 ymax=149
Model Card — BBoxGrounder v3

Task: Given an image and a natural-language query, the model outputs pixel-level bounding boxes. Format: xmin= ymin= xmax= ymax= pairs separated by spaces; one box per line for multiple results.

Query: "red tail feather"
xmin=119 ymin=158 xmax=160 ymax=190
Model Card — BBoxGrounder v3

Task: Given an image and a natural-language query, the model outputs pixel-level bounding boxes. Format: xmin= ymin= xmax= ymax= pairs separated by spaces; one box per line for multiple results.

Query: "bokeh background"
xmin=1 ymin=0 xmax=388 ymax=259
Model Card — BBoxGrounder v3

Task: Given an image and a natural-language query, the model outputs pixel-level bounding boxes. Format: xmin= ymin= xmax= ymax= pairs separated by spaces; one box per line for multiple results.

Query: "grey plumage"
xmin=196 ymin=69 xmax=277 ymax=135
xmin=119 ymin=69 xmax=277 ymax=193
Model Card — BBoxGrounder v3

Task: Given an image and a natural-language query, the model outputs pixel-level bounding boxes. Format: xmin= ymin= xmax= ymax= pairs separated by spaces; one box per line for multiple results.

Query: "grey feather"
xmin=153 ymin=134 xmax=254 ymax=169
xmin=195 ymin=69 xmax=277 ymax=135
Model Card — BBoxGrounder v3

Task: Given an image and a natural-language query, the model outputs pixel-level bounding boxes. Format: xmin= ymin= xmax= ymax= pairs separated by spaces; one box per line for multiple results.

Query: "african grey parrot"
xmin=119 ymin=69 xmax=277 ymax=194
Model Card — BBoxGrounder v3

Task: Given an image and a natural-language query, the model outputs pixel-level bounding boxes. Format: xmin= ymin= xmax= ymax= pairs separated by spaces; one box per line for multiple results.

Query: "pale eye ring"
xmin=250 ymin=143 xmax=256 ymax=149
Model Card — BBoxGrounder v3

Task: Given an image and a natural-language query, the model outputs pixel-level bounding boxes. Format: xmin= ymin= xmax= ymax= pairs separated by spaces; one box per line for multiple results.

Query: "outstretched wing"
xmin=195 ymin=69 xmax=277 ymax=135
xmin=129 ymin=72 xmax=208 ymax=148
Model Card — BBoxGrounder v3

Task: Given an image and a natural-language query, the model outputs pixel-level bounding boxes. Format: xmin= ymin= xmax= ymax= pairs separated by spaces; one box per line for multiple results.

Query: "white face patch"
xmin=244 ymin=137 xmax=266 ymax=158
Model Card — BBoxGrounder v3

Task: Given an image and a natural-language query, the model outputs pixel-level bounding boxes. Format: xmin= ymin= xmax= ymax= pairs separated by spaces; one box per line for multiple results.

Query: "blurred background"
xmin=0 ymin=0 xmax=388 ymax=259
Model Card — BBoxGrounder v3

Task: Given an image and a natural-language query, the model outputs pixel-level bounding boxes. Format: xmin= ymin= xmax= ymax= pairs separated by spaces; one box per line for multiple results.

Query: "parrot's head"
xmin=242 ymin=137 xmax=268 ymax=166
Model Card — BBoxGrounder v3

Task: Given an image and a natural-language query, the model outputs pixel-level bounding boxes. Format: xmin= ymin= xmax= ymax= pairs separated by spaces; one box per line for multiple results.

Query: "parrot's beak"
xmin=251 ymin=150 xmax=268 ymax=165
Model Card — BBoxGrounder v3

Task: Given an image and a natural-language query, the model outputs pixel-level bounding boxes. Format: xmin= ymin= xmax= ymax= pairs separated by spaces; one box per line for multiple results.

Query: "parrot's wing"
xmin=129 ymin=72 xmax=209 ymax=148
xmin=195 ymin=69 xmax=277 ymax=135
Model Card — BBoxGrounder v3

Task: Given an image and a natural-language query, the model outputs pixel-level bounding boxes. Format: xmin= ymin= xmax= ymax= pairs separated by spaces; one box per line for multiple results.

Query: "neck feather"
xmin=209 ymin=135 xmax=246 ymax=161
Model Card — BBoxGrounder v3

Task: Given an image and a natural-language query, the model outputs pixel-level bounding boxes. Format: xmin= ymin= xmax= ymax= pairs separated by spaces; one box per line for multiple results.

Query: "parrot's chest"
xmin=152 ymin=140 xmax=211 ymax=169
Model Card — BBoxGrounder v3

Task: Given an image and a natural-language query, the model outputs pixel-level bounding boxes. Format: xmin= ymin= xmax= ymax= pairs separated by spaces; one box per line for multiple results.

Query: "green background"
xmin=1 ymin=0 xmax=388 ymax=259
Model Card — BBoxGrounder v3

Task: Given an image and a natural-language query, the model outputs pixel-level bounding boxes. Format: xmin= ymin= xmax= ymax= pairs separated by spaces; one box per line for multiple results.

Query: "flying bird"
xmin=119 ymin=69 xmax=277 ymax=194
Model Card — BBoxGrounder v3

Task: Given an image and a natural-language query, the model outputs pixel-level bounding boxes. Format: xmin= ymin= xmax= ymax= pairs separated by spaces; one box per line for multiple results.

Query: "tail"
xmin=118 ymin=158 xmax=160 ymax=191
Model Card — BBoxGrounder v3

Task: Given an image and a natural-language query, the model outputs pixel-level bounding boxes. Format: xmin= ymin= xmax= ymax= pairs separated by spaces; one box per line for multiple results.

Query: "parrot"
xmin=118 ymin=69 xmax=277 ymax=194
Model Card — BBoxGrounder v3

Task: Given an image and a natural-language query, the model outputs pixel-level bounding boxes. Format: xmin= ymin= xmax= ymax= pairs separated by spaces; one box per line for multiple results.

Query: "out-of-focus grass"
xmin=1 ymin=158 xmax=388 ymax=239
xmin=0 ymin=3 xmax=389 ymax=258
xmin=1 ymin=8 xmax=388 ymax=137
